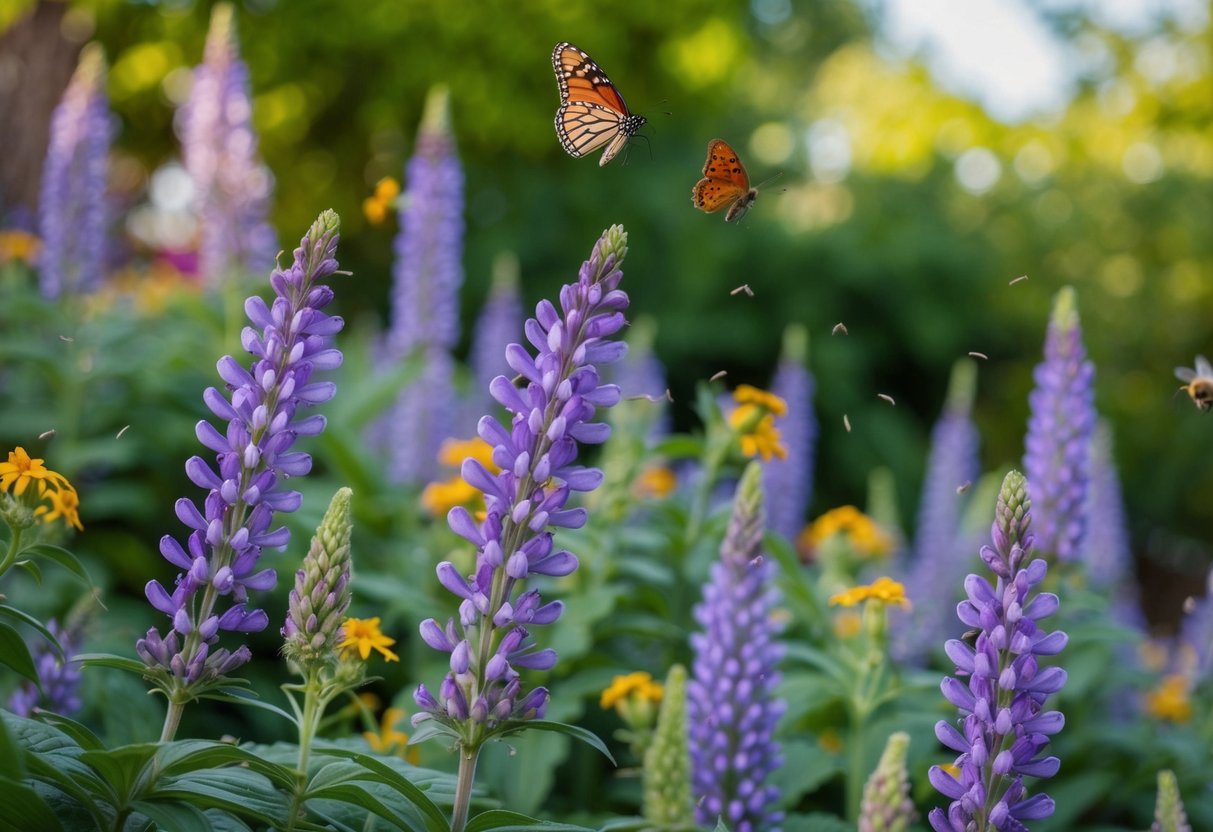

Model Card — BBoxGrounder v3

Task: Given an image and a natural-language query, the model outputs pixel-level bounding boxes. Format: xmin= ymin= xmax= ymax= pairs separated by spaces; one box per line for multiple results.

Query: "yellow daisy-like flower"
xmin=420 ymin=476 xmax=481 ymax=517
xmin=799 ymin=505 xmax=893 ymax=559
xmin=732 ymin=384 xmax=788 ymax=417
xmin=339 ymin=617 xmax=399 ymax=662
xmin=437 ymin=437 xmax=497 ymax=470
xmin=828 ymin=577 xmax=910 ymax=609
xmin=421 ymin=438 xmax=501 ymax=517
xmin=729 ymin=406 xmax=787 ymax=461
xmin=632 ymin=465 xmax=677 ymax=499
xmin=374 ymin=176 xmax=401 ymax=203
xmin=34 ymin=485 xmax=84 ymax=531
xmin=362 ymin=706 xmax=419 ymax=762
xmin=1144 ymin=674 xmax=1193 ymax=723
xmin=0 ymin=230 xmax=41 ymax=265
xmin=0 ymin=447 xmax=70 ymax=498
xmin=362 ymin=177 xmax=401 ymax=226
xmin=362 ymin=197 xmax=388 ymax=225
xmin=599 ymin=671 xmax=664 ymax=710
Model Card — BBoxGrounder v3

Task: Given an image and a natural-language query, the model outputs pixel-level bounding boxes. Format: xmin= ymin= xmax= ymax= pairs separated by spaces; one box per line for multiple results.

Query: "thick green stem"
xmin=159 ymin=699 xmax=185 ymax=742
xmin=287 ymin=668 xmax=324 ymax=832
xmin=0 ymin=525 xmax=24 ymax=579
xmin=449 ymin=745 xmax=481 ymax=832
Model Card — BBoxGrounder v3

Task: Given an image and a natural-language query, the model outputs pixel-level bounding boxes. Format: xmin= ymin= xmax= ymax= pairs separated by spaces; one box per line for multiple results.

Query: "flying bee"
xmin=1175 ymin=355 xmax=1213 ymax=412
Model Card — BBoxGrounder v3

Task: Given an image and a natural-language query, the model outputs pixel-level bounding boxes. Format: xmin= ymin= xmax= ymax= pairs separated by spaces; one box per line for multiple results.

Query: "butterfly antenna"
xmin=755 ymin=171 xmax=785 ymax=191
xmin=634 ymin=133 xmax=654 ymax=162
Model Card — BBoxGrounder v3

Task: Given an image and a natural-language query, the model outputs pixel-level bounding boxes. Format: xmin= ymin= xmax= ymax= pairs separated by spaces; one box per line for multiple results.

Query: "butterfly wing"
xmin=692 ymin=138 xmax=750 ymax=214
xmin=552 ymin=42 xmax=645 ymax=165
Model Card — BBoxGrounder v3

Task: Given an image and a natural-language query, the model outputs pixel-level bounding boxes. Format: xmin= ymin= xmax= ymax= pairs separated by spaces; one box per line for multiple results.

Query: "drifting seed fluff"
xmin=412 ymin=226 xmax=629 ymax=737
xmin=928 ymin=470 xmax=1068 ymax=832
xmin=763 ymin=325 xmax=817 ymax=541
xmin=897 ymin=361 xmax=980 ymax=664
xmin=388 ymin=86 xmax=465 ymax=483
xmin=688 ymin=463 xmax=784 ymax=832
xmin=177 ymin=3 xmax=277 ymax=282
xmin=1022 ymin=287 xmax=1095 ymax=562
xmin=136 ymin=212 xmax=344 ymax=690
xmin=38 ymin=44 xmax=113 ymax=299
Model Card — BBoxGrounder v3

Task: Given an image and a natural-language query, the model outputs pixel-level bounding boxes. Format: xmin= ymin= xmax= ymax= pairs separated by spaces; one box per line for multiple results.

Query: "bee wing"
xmin=1197 ymin=355 xmax=1213 ymax=377
xmin=1176 ymin=367 xmax=1198 ymax=382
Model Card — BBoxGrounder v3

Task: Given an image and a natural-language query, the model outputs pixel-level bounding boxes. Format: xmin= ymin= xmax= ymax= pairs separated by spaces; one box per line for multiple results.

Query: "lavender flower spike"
xmin=137 ymin=210 xmax=345 ymax=696
xmin=178 ymin=3 xmax=276 ymax=283
xmin=897 ymin=359 xmax=980 ymax=664
xmin=689 ymin=462 xmax=784 ymax=832
xmin=38 ymin=43 xmax=113 ymax=299
xmin=1022 ymin=287 xmax=1095 ymax=562
xmin=388 ymin=85 xmax=465 ymax=483
xmin=928 ymin=470 xmax=1068 ymax=832
xmin=413 ymin=225 xmax=629 ymax=743
xmin=763 ymin=323 xmax=817 ymax=540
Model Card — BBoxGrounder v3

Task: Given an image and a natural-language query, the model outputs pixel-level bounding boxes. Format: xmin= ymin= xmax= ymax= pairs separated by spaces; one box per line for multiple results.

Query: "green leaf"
xmin=0 ymin=716 xmax=24 ymax=780
xmin=80 ymin=742 xmax=160 ymax=803
xmin=783 ymin=812 xmax=851 ymax=832
xmin=464 ymin=810 xmax=594 ymax=832
xmin=305 ymin=781 xmax=417 ymax=831
xmin=0 ymin=776 xmax=64 ymax=832
xmin=34 ymin=711 xmax=104 ymax=751
xmin=75 ymin=652 xmax=150 ymax=676
xmin=494 ymin=720 xmax=615 ymax=766
xmin=157 ymin=740 xmax=298 ymax=791
xmin=311 ymin=746 xmax=449 ymax=832
xmin=3 ymin=712 xmax=114 ymax=825
xmin=0 ymin=605 xmax=63 ymax=659
xmin=407 ymin=720 xmax=458 ymax=746
xmin=0 ymin=620 xmax=39 ymax=683
xmin=152 ymin=768 xmax=289 ymax=826
xmin=198 ymin=688 xmax=299 ymax=727
xmin=14 ymin=559 xmax=43 ymax=585
xmin=20 ymin=543 xmax=90 ymax=582
xmin=129 ymin=800 xmax=213 ymax=832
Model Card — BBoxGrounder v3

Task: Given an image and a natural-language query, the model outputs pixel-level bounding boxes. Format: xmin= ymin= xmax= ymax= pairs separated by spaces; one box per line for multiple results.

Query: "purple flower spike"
xmin=136 ymin=211 xmax=344 ymax=694
xmin=413 ymin=225 xmax=629 ymax=744
xmin=8 ymin=619 xmax=84 ymax=717
xmin=689 ymin=462 xmax=785 ymax=832
xmin=178 ymin=3 xmax=277 ymax=283
xmin=928 ymin=470 xmax=1067 ymax=832
xmin=387 ymin=86 xmax=466 ymax=483
xmin=897 ymin=360 xmax=980 ymax=664
xmin=38 ymin=44 xmax=112 ymax=299
xmin=1022 ymin=287 xmax=1095 ymax=562
xmin=763 ymin=324 xmax=816 ymax=540
xmin=467 ymin=253 xmax=524 ymax=428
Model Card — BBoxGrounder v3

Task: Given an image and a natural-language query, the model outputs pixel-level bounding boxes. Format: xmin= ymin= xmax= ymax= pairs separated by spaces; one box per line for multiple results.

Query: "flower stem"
xmin=159 ymin=699 xmax=185 ymax=742
xmin=449 ymin=744 xmax=481 ymax=832
xmin=0 ymin=525 xmax=23 ymax=580
xmin=287 ymin=667 xmax=324 ymax=832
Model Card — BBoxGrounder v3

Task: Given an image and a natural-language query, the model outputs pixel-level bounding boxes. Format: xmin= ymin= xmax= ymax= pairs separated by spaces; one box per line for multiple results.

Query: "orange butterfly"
xmin=692 ymin=139 xmax=764 ymax=222
xmin=552 ymin=42 xmax=646 ymax=167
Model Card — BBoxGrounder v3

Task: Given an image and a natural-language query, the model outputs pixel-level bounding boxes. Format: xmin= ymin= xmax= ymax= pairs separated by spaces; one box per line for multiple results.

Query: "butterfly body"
xmin=693 ymin=138 xmax=761 ymax=222
xmin=552 ymin=42 xmax=646 ymax=166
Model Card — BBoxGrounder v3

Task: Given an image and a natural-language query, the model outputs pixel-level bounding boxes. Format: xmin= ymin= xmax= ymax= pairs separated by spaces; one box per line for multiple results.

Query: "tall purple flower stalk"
xmin=136 ymin=211 xmax=344 ymax=719
xmin=388 ymin=86 xmax=466 ymax=483
xmin=8 ymin=620 xmax=83 ymax=716
xmin=897 ymin=360 xmax=981 ymax=663
xmin=38 ymin=44 xmax=112 ymax=299
xmin=688 ymin=462 xmax=784 ymax=832
xmin=467 ymin=253 xmax=523 ymax=428
xmin=1083 ymin=423 xmax=1146 ymax=633
xmin=763 ymin=324 xmax=816 ymax=540
xmin=413 ymin=225 xmax=629 ymax=743
xmin=1179 ymin=567 xmax=1213 ymax=684
xmin=1022 ymin=287 xmax=1095 ymax=562
xmin=177 ymin=3 xmax=276 ymax=283
xmin=929 ymin=470 xmax=1068 ymax=832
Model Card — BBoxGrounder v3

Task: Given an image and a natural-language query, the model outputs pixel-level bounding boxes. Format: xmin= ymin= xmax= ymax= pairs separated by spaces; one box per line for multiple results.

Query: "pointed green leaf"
xmin=494 ymin=720 xmax=615 ymax=765
xmin=129 ymin=800 xmax=212 ymax=832
xmin=80 ymin=742 xmax=160 ymax=802
xmin=14 ymin=559 xmax=43 ymax=585
xmin=20 ymin=543 xmax=89 ymax=582
xmin=0 ymin=620 xmax=39 ymax=683
xmin=0 ymin=776 xmax=64 ymax=832
xmin=34 ymin=711 xmax=104 ymax=751
xmin=311 ymin=746 xmax=449 ymax=832
xmin=464 ymin=810 xmax=594 ymax=832
xmin=198 ymin=688 xmax=298 ymax=727
xmin=152 ymin=768 xmax=288 ymax=826
xmin=306 ymin=782 xmax=417 ymax=831
xmin=0 ymin=605 xmax=63 ymax=659
xmin=75 ymin=652 xmax=150 ymax=676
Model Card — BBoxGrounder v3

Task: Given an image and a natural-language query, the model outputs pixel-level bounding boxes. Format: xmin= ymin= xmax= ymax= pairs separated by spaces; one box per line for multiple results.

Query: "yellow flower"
xmin=34 ymin=485 xmax=84 ymax=531
xmin=363 ymin=197 xmax=387 ymax=225
xmin=362 ymin=706 xmax=419 ymax=762
xmin=421 ymin=476 xmax=481 ymax=517
xmin=339 ymin=617 xmax=399 ymax=662
xmin=600 ymin=671 xmax=664 ymax=710
xmin=0 ymin=230 xmax=41 ymax=265
xmin=437 ymin=437 xmax=497 ymax=470
xmin=828 ymin=577 xmax=910 ymax=609
xmin=732 ymin=384 xmax=788 ymax=417
xmin=729 ymin=406 xmax=787 ymax=461
xmin=832 ymin=609 xmax=863 ymax=639
xmin=420 ymin=438 xmax=501 ymax=517
xmin=374 ymin=177 xmax=401 ymax=203
xmin=633 ymin=465 xmax=677 ymax=499
xmin=363 ymin=177 xmax=401 ymax=226
xmin=799 ymin=505 xmax=893 ymax=559
xmin=0 ymin=447 xmax=70 ymax=498
xmin=1144 ymin=674 xmax=1192 ymax=723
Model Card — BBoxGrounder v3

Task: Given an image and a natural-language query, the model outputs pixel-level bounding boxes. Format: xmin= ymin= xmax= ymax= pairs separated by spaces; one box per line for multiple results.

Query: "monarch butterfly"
xmin=552 ymin=42 xmax=646 ymax=167
xmin=692 ymin=138 xmax=767 ymax=222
